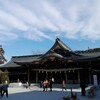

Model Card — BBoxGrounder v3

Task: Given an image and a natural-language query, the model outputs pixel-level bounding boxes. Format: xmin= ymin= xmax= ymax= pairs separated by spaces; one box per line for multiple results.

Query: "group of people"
xmin=40 ymin=78 xmax=54 ymax=92
xmin=62 ymin=79 xmax=87 ymax=96
xmin=40 ymin=78 xmax=87 ymax=96
xmin=0 ymin=79 xmax=87 ymax=98
xmin=0 ymin=81 xmax=9 ymax=98
xmin=40 ymin=78 xmax=67 ymax=92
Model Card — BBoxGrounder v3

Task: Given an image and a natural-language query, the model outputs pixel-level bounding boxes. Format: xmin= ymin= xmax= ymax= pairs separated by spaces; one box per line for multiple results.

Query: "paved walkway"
xmin=1 ymin=83 xmax=99 ymax=100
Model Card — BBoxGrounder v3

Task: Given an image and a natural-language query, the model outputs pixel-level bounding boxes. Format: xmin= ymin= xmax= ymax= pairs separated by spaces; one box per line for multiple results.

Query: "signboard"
xmin=93 ymin=75 xmax=98 ymax=86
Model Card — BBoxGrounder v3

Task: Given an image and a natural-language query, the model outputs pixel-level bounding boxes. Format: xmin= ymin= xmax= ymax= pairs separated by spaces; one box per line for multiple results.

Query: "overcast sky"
xmin=0 ymin=0 xmax=100 ymax=61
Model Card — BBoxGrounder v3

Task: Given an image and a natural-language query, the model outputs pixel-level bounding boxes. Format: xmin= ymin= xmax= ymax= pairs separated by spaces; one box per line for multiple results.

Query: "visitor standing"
xmin=62 ymin=80 xmax=66 ymax=91
xmin=52 ymin=77 xmax=54 ymax=83
xmin=80 ymin=80 xmax=86 ymax=96
xmin=43 ymin=79 xmax=49 ymax=91
xmin=1 ymin=82 xmax=9 ymax=98
xmin=0 ymin=82 xmax=3 ymax=97
xmin=26 ymin=81 xmax=29 ymax=88
xmin=49 ymin=79 xmax=53 ymax=91
xmin=40 ymin=81 xmax=43 ymax=88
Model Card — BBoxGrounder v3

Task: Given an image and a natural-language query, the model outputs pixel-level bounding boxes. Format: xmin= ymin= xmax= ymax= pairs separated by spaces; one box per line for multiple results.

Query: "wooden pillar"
xmin=36 ymin=71 xmax=38 ymax=83
xmin=78 ymin=70 xmax=80 ymax=84
xmin=73 ymin=70 xmax=75 ymax=84
xmin=89 ymin=70 xmax=91 ymax=84
xmin=27 ymin=67 xmax=30 ymax=82
xmin=65 ymin=71 xmax=67 ymax=84
xmin=46 ymin=71 xmax=48 ymax=79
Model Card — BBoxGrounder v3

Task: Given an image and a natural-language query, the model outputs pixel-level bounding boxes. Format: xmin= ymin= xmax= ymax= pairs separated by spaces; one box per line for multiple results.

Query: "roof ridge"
xmin=56 ymin=38 xmax=72 ymax=51
xmin=12 ymin=54 xmax=43 ymax=58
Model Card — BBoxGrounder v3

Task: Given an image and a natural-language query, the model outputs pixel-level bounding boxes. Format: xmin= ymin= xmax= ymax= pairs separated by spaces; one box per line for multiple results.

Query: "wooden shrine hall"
xmin=0 ymin=38 xmax=100 ymax=84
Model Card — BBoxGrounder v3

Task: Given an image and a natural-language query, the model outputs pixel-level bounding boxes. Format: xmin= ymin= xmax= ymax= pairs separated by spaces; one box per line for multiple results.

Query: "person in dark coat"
xmin=40 ymin=81 xmax=43 ymax=88
xmin=1 ymin=82 xmax=8 ymax=97
xmin=80 ymin=80 xmax=86 ymax=96
xmin=0 ymin=83 xmax=3 ymax=97
xmin=49 ymin=79 xmax=53 ymax=91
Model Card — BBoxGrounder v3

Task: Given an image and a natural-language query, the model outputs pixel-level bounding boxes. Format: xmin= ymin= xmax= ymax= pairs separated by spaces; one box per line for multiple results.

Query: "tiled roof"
xmin=56 ymin=38 xmax=72 ymax=51
xmin=0 ymin=38 xmax=100 ymax=68
xmin=0 ymin=54 xmax=42 ymax=68
xmin=76 ymin=52 xmax=100 ymax=57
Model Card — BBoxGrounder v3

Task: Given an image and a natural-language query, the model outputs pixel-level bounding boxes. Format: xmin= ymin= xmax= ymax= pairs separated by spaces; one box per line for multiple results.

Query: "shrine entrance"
xmin=34 ymin=68 xmax=83 ymax=84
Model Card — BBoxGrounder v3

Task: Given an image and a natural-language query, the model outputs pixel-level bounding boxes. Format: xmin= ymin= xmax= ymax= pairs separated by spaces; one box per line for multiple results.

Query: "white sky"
xmin=0 ymin=0 xmax=100 ymax=42
xmin=0 ymin=0 xmax=100 ymax=62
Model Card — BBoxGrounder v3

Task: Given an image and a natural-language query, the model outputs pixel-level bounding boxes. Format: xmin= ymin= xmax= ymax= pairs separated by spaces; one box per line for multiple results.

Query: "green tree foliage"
xmin=0 ymin=70 xmax=9 ymax=83
xmin=0 ymin=45 xmax=7 ymax=64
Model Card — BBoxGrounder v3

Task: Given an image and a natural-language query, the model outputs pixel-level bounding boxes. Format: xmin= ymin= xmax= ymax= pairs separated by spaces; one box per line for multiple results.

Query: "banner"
xmin=93 ymin=75 xmax=98 ymax=86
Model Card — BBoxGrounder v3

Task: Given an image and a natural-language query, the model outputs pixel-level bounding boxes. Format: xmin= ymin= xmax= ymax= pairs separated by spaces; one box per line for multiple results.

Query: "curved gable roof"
xmin=1 ymin=38 xmax=100 ymax=68
xmin=41 ymin=38 xmax=81 ymax=59
xmin=56 ymin=38 xmax=72 ymax=51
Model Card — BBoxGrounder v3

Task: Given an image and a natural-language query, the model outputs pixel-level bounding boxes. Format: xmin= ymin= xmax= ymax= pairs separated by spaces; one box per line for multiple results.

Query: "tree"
xmin=0 ymin=45 xmax=9 ymax=83
xmin=0 ymin=45 xmax=7 ymax=64
xmin=0 ymin=70 xmax=9 ymax=83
